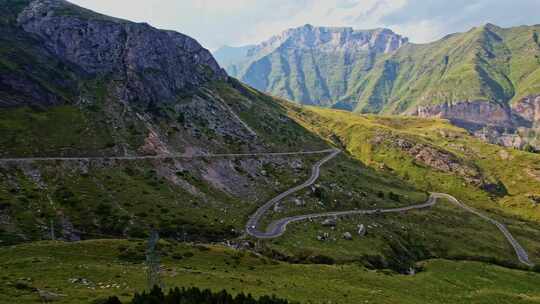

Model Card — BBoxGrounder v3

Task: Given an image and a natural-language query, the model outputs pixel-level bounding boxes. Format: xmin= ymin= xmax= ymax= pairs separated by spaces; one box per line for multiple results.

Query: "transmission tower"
xmin=145 ymin=230 xmax=163 ymax=290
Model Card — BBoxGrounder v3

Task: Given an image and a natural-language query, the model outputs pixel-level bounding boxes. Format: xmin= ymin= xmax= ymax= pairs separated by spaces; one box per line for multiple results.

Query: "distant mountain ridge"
xmin=215 ymin=24 xmax=408 ymax=108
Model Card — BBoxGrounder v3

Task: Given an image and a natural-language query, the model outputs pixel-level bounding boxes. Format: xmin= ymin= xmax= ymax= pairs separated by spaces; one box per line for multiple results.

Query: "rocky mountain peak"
xmin=249 ymin=24 xmax=408 ymax=56
xmin=15 ymin=0 xmax=227 ymax=107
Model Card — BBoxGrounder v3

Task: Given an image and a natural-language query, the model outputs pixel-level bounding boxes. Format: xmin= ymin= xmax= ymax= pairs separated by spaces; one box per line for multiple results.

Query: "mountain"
xmin=219 ymin=23 xmax=540 ymax=150
xmin=219 ymin=24 xmax=408 ymax=108
xmin=0 ymin=0 xmax=328 ymax=157
xmin=356 ymin=24 xmax=540 ymax=117
xmin=2 ymin=0 xmax=227 ymax=109
xmin=0 ymin=0 xmax=332 ymax=242
xmin=354 ymin=23 xmax=540 ymax=149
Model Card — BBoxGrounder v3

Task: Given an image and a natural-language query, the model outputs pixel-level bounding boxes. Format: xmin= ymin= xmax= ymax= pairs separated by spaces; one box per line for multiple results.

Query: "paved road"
xmin=0 ymin=149 xmax=337 ymax=163
xmin=431 ymin=193 xmax=533 ymax=267
xmin=245 ymin=148 xmax=341 ymax=238
xmin=245 ymin=153 xmax=534 ymax=267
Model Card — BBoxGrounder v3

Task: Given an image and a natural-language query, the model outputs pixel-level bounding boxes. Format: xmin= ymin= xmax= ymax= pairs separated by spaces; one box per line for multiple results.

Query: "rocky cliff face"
xmin=514 ymin=95 xmax=540 ymax=125
xmin=414 ymin=96 xmax=540 ymax=149
xmin=415 ymin=101 xmax=514 ymax=129
xmin=16 ymin=0 xmax=226 ymax=107
xmin=1 ymin=0 xmax=330 ymax=159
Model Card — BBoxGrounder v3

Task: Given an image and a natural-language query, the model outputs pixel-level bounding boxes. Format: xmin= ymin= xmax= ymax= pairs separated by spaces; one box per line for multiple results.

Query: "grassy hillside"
xmin=1 ymin=240 xmax=540 ymax=304
xmin=291 ymin=107 xmax=540 ymax=221
xmin=248 ymin=105 xmax=540 ymax=267
xmin=354 ymin=24 xmax=540 ymax=114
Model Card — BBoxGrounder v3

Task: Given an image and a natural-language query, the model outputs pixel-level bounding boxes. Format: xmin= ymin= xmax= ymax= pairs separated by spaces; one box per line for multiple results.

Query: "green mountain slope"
xmin=217 ymin=25 xmax=408 ymax=109
xmin=223 ymin=23 xmax=540 ymax=115
xmin=266 ymin=106 xmax=540 ymax=267
xmin=356 ymin=24 xmax=540 ymax=114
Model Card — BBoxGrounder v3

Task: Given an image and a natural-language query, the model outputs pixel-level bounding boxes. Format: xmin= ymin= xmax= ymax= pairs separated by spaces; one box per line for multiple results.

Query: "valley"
xmin=0 ymin=1 xmax=540 ymax=303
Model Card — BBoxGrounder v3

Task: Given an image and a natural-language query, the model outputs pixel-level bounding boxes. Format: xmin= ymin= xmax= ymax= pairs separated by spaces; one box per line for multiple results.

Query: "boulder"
xmin=317 ymin=232 xmax=330 ymax=241
xmin=321 ymin=218 xmax=337 ymax=227
xmin=294 ymin=198 xmax=305 ymax=206
xmin=38 ymin=289 xmax=65 ymax=302
xmin=529 ymin=195 xmax=540 ymax=205
xmin=357 ymin=224 xmax=366 ymax=237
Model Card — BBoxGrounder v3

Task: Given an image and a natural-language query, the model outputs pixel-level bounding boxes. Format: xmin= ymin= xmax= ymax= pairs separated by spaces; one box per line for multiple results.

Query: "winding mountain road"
xmin=245 ymin=149 xmax=341 ymax=237
xmin=245 ymin=150 xmax=534 ymax=267
xmin=0 ymin=149 xmax=337 ymax=163
xmin=0 ymin=148 xmax=533 ymax=266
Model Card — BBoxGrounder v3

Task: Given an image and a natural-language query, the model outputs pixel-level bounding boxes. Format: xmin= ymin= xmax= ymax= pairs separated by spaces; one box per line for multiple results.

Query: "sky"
xmin=70 ymin=0 xmax=540 ymax=51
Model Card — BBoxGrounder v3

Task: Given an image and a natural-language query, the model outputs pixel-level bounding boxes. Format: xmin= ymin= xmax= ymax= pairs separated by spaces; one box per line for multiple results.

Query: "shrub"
xmin=113 ymin=286 xmax=294 ymax=304
xmin=523 ymin=144 xmax=538 ymax=153
xmin=95 ymin=296 xmax=122 ymax=304
xmin=388 ymin=192 xmax=400 ymax=202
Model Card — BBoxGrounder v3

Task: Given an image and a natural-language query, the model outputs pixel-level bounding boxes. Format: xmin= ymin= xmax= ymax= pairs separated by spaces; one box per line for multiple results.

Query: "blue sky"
xmin=70 ymin=0 xmax=540 ymax=50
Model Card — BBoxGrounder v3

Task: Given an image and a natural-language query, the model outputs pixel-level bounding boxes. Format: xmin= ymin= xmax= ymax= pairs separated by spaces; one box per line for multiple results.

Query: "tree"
xmin=117 ymin=286 xmax=294 ymax=304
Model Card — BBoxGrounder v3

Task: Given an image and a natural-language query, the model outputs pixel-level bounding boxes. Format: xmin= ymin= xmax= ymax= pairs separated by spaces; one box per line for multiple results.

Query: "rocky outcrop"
xmin=376 ymin=135 xmax=507 ymax=195
xmin=513 ymin=95 xmax=540 ymax=125
xmin=415 ymin=100 xmax=514 ymax=129
xmin=386 ymin=137 xmax=483 ymax=185
xmin=415 ymin=97 xmax=540 ymax=150
xmin=16 ymin=0 xmax=226 ymax=107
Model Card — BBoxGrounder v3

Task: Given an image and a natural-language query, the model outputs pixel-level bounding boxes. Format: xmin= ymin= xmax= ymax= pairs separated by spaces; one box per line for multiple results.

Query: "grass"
xmin=0 ymin=106 xmax=115 ymax=157
xmin=266 ymin=198 xmax=540 ymax=266
xmin=1 ymin=240 xmax=539 ymax=304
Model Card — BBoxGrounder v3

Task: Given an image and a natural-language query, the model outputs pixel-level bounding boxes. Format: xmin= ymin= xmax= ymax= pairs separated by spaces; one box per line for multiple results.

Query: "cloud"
xmin=235 ymin=0 xmax=407 ymax=46
xmin=69 ymin=0 xmax=540 ymax=49
xmin=380 ymin=0 xmax=540 ymax=43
